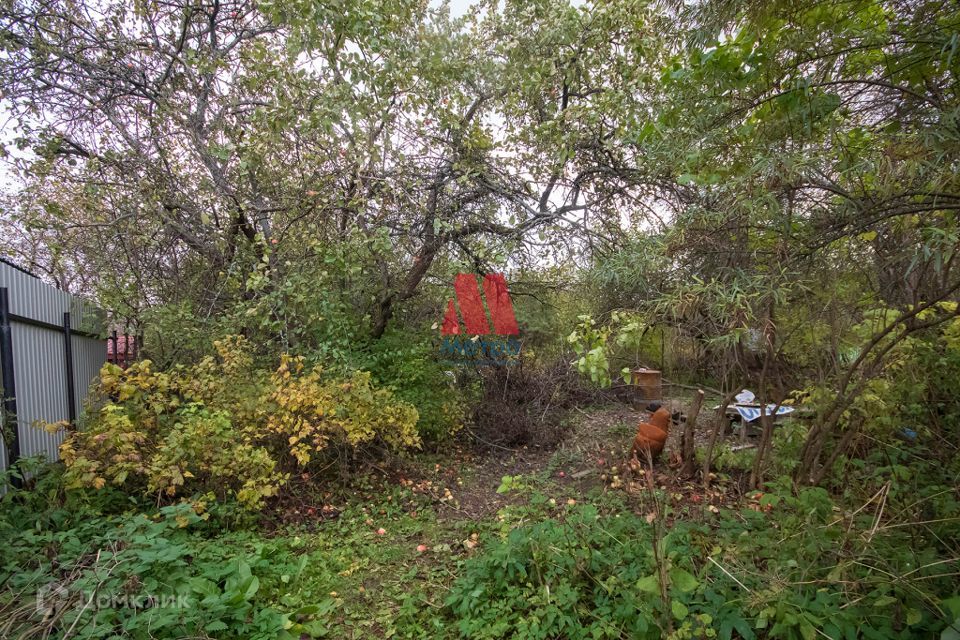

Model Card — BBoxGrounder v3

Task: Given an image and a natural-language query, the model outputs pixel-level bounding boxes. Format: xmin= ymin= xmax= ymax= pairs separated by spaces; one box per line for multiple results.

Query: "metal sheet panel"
xmin=10 ymin=322 xmax=69 ymax=463
xmin=0 ymin=262 xmax=108 ymax=473
xmin=72 ymin=334 xmax=107 ymax=425
xmin=0 ymin=261 xmax=105 ymax=332
xmin=0 ymin=261 xmax=69 ymax=326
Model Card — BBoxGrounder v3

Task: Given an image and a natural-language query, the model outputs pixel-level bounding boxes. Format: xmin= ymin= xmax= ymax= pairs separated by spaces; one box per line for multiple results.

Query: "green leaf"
xmin=942 ymin=596 xmax=960 ymax=618
xmin=636 ymin=574 xmax=660 ymax=594
xmin=244 ymin=575 xmax=260 ymax=599
xmin=873 ymin=595 xmax=897 ymax=608
xmin=189 ymin=577 xmax=220 ymax=598
xmin=671 ymin=600 xmax=688 ymax=620
xmin=669 ymin=568 xmax=699 ymax=593
xmin=719 ymin=614 xmax=755 ymax=640
xmin=300 ymin=619 xmax=330 ymax=636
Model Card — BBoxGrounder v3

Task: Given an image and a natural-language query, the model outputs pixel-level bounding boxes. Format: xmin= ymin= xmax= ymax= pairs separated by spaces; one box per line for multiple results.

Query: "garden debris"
xmin=718 ymin=389 xmax=796 ymax=423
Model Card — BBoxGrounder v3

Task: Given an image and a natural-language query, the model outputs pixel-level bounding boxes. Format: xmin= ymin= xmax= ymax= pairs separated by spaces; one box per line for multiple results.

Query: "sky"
xmin=445 ymin=0 xmax=477 ymax=18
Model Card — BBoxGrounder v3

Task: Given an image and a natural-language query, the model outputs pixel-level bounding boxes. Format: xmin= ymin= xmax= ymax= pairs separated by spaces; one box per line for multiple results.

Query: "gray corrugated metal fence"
xmin=0 ymin=259 xmax=107 ymax=475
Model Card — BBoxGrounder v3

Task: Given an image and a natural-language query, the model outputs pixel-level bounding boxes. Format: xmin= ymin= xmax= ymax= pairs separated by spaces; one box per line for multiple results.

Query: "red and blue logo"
xmin=439 ymin=273 xmax=521 ymax=365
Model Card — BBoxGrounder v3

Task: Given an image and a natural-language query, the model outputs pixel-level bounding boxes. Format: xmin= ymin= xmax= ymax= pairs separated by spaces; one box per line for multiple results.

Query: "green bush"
xmin=447 ymin=487 xmax=959 ymax=639
xmin=360 ymin=332 xmax=468 ymax=443
xmin=0 ymin=497 xmax=325 ymax=640
xmin=447 ymin=505 xmax=667 ymax=638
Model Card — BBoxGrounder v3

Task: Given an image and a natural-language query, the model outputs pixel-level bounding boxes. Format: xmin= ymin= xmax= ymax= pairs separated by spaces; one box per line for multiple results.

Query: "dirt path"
xmin=436 ymin=401 xmax=750 ymax=522
xmin=266 ymin=400 xmax=751 ymax=530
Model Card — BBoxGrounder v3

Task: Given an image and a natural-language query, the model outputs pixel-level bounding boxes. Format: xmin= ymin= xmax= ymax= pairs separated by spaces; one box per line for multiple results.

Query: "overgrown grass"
xmin=1 ymin=429 xmax=958 ymax=640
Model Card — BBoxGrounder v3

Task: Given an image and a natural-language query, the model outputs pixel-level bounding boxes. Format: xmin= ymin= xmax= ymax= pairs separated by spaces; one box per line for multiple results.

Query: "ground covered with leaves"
xmin=2 ymin=403 xmax=958 ymax=640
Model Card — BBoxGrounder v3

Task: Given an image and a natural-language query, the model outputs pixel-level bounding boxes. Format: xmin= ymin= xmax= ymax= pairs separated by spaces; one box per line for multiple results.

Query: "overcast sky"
xmin=445 ymin=0 xmax=477 ymax=17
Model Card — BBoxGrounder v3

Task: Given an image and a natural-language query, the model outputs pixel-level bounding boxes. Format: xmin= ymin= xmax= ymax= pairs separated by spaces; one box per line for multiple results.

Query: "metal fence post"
xmin=0 ymin=287 xmax=21 ymax=486
xmin=63 ymin=312 xmax=76 ymax=424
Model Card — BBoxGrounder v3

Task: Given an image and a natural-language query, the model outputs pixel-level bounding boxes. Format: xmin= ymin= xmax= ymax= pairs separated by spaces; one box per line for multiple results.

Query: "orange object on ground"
xmin=632 ymin=407 xmax=671 ymax=460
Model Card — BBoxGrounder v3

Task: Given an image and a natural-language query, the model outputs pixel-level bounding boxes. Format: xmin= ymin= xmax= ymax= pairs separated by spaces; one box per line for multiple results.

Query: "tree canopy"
xmin=2 ymin=0 xmax=959 ymax=481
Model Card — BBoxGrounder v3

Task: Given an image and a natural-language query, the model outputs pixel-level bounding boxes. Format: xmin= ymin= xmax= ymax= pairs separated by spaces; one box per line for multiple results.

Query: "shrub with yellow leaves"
xmin=57 ymin=337 xmax=420 ymax=509
xmin=265 ymin=355 xmax=420 ymax=465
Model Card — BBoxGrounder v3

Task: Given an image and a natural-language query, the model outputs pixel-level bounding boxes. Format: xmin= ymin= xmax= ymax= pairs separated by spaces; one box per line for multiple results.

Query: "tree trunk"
xmin=703 ymin=389 xmax=739 ymax=489
xmin=810 ymin=421 xmax=861 ymax=485
xmin=680 ymin=389 xmax=705 ymax=478
xmin=371 ymin=241 xmax=440 ymax=338
xmin=748 ymin=301 xmax=777 ymax=490
xmin=749 ymin=405 xmax=778 ymax=490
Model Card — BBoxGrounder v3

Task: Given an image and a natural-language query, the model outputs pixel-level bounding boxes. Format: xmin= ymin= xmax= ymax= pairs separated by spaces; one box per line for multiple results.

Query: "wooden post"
xmin=680 ymin=389 xmax=705 ymax=478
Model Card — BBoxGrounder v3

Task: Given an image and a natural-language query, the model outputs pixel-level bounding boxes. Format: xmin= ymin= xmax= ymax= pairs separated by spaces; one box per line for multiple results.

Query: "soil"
xmin=263 ymin=399 xmax=761 ymax=531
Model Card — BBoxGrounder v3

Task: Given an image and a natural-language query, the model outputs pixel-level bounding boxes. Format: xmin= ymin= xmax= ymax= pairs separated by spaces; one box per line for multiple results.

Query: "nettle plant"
xmin=59 ymin=337 xmax=420 ymax=508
